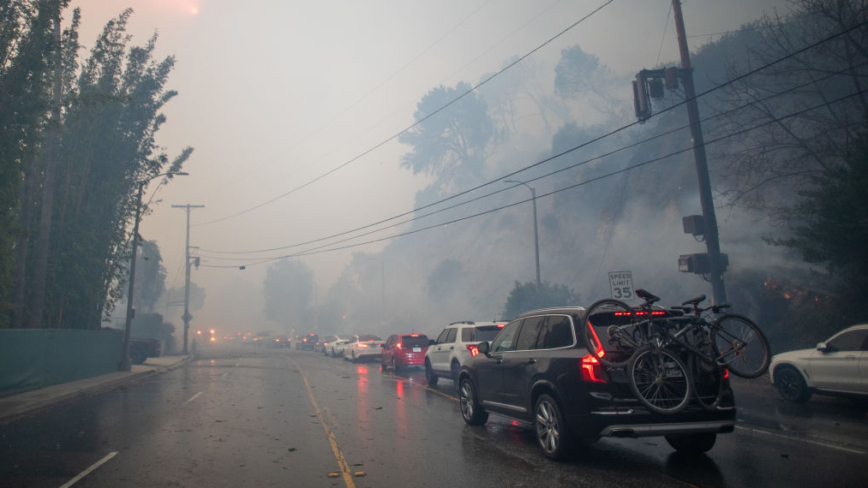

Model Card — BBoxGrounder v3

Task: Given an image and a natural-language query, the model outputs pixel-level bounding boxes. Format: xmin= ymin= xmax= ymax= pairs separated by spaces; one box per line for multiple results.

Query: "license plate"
xmin=413 ymin=347 xmax=422 ymax=352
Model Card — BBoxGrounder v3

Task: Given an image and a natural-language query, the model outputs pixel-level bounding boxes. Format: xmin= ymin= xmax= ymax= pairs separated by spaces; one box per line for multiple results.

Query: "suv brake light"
xmin=581 ymin=354 xmax=606 ymax=383
xmin=466 ymin=344 xmax=479 ymax=356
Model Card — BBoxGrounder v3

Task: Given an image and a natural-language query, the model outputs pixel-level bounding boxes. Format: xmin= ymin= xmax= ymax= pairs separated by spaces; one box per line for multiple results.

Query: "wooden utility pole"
xmin=671 ymin=0 xmax=727 ymax=304
xmin=173 ymin=204 xmax=204 ymax=354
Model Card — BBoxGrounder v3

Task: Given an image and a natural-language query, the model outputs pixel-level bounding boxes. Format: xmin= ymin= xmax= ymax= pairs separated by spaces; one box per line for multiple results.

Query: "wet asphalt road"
xmin=1 ymin=345 xmax=867 ymax=488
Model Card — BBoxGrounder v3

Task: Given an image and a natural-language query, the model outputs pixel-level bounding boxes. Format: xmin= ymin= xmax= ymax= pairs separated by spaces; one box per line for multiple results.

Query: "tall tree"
xmin=38 ymin=10 xmax=192 ymax=328
xmin=771 ymin=125 xmax=868 ymax=311
xmin=501 ymin=280 xmax=580 ymax=321
xmin=399 ymin=82 xmax=498 ymax=192
xmin=0 ymin=0 xmax=68 ymax=328
xmin=713 ymin=0 xmax=868 ymax=212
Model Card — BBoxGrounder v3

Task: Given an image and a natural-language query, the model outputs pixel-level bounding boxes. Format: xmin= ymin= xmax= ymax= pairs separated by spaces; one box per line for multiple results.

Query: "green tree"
xmin=0 ymin=0 xmax=69 ymax=327
xmin=399 ymin=82 xmax=497 ymax=190
xmin=501 ymin=281 xmax=580 ymax=321
xmin=263 ymin=259 xmax=314 ymax=330
xmin=37 ymin=9 xmax=191 ymax=328
xmin=772 ymin=126 xmax=868 ymax=313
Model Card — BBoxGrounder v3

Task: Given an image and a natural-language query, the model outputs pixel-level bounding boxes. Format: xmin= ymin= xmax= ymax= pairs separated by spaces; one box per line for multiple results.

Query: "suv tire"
xmin=459 ymin=378 xmax=488 ymax=425
xmin=425 ymin=359 xmax=438 ymax=386
xmin=534 ymin=394 xmax=571 ymax=461
xmin=665 ymin=433 xmax=717 ymax=454
xmin=775 ymin=366 xmax=811 ymax=403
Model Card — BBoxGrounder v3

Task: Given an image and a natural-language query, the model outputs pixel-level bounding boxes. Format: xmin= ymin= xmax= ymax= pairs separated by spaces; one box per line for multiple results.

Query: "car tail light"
xmin=723 ymin=368 xmax=729 ymax=379
xmin=466 ymin=344 xmax=479 ymax=356
xmin=581 ymin=354 xmax=605 ymax=383
xmin=396 ymin=343 xmax=402 ymax=349
xmin=358 ymin=343 xmax=368 ymax=348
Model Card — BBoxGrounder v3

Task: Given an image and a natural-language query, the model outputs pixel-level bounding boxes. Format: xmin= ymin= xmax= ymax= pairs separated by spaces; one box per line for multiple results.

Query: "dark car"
xmin=457 ymin=306 xmax=735 ymax=461
xmin=295 ymin=333 xmax=319 ymax=351
xmin=381 ymin=333 xmax=429 ymax=371
xmin=271 ymin=336 xmax=291 ymax=348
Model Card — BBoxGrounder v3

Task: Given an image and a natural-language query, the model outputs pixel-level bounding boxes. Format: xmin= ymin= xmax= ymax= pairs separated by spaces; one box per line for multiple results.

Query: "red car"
xmin=381 ymin=333 xmax=429 ymax=371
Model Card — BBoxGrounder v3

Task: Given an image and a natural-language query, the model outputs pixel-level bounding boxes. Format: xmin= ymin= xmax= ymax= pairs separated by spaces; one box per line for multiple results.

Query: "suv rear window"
xmin=401 ymin=336 xmax=428 ymax=348
xmin=462 ymin=325 xmax=501 ymax=343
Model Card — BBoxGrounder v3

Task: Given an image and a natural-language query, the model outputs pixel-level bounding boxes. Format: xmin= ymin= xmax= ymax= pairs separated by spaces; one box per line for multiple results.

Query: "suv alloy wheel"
xmin=534 ymin=394 xmax=571 ymax=461
xmin=459 ymin=378 xmax=488 ymax=425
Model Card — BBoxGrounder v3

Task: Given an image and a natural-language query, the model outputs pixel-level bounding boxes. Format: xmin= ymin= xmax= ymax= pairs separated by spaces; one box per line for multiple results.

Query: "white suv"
xmin=425 ymin=321 xmax=505 ymax=385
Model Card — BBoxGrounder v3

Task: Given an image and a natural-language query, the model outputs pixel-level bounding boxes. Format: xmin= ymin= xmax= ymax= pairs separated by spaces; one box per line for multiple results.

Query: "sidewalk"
xmin=0 ymin=354 xmax=191 ymax=425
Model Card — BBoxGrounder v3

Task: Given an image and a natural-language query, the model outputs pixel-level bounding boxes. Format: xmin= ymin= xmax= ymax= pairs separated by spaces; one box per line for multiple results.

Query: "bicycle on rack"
xmin=582 ymin=289 xmax=770 ymax=414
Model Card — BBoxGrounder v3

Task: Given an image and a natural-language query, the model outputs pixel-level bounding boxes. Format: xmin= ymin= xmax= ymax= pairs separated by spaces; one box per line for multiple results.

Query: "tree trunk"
xmin=27 ymin=15 xmax=63 ymax=329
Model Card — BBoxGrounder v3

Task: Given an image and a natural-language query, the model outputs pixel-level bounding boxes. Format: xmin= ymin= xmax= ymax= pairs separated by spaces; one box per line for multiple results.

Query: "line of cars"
xmin=296 ymin=313 xmax=739 ymax=461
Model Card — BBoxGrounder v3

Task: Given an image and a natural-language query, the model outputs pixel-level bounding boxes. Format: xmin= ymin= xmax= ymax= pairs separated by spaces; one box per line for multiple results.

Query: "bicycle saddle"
xmin=635 ymin=289 xmax=660 ymax=304
xmin=681 ymin=294 xmax=706 ymax=306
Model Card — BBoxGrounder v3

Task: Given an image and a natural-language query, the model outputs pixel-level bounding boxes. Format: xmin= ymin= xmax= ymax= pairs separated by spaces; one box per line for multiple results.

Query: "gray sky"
xmin=72 ymin=0 xmax=792 ymax=332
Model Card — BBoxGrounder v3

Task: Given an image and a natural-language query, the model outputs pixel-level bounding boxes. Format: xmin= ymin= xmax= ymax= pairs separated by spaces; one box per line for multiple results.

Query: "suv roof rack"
xmin=449 ymin=321 xmax=475 ymax=325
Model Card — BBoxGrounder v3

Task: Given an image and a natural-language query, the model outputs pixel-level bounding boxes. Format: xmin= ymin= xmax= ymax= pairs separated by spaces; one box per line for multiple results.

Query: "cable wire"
xmin=198 ymin=20 xmax=867 ymax=257
xmin=194 ymin=0 xmax=617 ymax=228
xmin=198 ymin=87 xmax=867 ymax=268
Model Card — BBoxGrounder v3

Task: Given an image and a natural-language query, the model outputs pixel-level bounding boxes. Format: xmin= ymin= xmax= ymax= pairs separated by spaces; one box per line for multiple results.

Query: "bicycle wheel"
xmin=629 ymin=346 xmax=692 ymax=414
xmin=691 ymin=354 xmax=724 ymax=411
xmin=711 ymin=314 xmax=770 ymax=378
xmin=583 ymin=298 xmax=638 ymax=368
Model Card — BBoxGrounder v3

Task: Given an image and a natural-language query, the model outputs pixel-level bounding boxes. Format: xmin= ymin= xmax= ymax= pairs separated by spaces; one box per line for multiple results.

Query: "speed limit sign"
xmin=608 ymin=271 xmax=634 ymax=300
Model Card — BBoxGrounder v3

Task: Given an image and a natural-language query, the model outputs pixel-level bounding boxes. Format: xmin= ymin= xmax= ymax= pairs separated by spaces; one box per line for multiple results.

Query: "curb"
xmin=0 ymin=356 xmax=191 ymax=426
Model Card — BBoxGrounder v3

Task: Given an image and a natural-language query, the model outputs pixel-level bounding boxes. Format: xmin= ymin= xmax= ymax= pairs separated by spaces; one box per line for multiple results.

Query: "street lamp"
xmin=505 ymin=179 xmax=541 ymax=289
xmin=120 ymin=171 xmax=188 ymax=371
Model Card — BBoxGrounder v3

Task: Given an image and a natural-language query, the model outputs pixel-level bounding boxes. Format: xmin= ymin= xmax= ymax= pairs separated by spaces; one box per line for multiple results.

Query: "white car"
xmin=329 ymin=335 xmax=357 ymax=357
xmin=319 ymin=335 xmax=342 ymax=355
xmin=425 ymin=321 xmax=505 ymax=385
xmin=344 ymin=334 xmax=383 ymax=362
xmin=770 ymin=324 xmax=868 ymax=403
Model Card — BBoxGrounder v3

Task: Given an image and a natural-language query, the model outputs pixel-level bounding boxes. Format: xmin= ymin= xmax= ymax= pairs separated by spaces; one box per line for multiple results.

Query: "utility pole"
xmin=631 ymin=2 xmax=727 ymax=304
xmin=670 ymin=0 xmax=726 ymax=304
xmin=173 ymin=204 xmax=204 ymax=354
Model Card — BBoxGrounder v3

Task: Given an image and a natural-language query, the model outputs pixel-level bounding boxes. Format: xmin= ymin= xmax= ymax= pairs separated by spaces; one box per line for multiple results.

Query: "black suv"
xmin=458 ymin=306 xmax=735 ymax=460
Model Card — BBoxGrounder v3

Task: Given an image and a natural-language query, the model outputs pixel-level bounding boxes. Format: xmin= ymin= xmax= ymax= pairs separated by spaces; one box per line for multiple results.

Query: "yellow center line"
xmin=291 ymin=359 xmax=356 ymax=488
xmin=424 ymin=385 xmax=460 ymax=402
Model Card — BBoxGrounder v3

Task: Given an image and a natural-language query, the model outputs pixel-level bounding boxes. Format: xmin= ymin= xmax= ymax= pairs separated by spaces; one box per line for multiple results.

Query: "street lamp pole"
xmin=120 ymin=172 xmax=187 ymax=371
xmin=505 ymin=180 xmax=541 ymax=289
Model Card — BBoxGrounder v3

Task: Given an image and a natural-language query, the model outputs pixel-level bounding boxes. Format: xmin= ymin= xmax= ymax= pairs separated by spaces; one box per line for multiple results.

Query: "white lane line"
xmin=58 ymin=451 xmax=118 ymax=488
xmin=221 ymin=372 xmax=229 ymax=378
xmin=735 ymin=425 xmax=866 ymax=455
xmin=182 ymin=391 xmax=203 ymax=405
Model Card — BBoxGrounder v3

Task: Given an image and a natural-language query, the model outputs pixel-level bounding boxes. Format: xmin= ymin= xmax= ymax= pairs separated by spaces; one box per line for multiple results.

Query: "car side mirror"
xmin=429 ymin=339 xmax=436 ymax=346
xmin=477 ymin=341 xmax=490 ymax=357
xmin=817 ymin=342 xmax=830 ymax=352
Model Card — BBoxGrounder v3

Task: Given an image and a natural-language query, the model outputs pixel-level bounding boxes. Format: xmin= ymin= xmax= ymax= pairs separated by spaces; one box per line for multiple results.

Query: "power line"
xmin=198 ymin=20 xmax=867 ymax=257
xmin=655 ymin=2 xmax=673 ymax=66
xmin=210 ymin=0 xmax=496 ymax=195
xmin=197 ymin=87 xmax=867 ymax=269
xmin=194 ymin=0 xmax=617 ymax=228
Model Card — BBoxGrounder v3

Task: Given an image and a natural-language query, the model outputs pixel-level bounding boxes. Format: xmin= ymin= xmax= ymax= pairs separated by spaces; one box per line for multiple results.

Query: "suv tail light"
xmin=358 ymin=343 xmax=368 ymax=348
xmin=581 ymin=354 xmax=606 ymax=383
xmin=396 ymin=343 xmax=402 ymax=349
xmin=466 ymin=344 xmax=479 ymax=356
